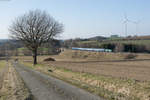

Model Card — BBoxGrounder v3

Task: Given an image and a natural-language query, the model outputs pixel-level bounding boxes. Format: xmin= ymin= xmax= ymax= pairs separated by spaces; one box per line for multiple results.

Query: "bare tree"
xmin=9 ymin=9 xmax=63 ymax=64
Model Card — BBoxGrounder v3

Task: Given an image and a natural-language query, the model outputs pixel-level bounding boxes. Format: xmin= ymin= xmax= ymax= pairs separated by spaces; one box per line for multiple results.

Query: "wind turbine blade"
xmin=127 ymin=19 xmax=134 ymax=23
xmin=137 ymin=20 xmax=141 ymax=24
xmin=132 ymin=20 xmax=141 ymax=24
xmin=123 ymin=20 xmax=127 ymax=24
xmin=124 ymin=13 xmax=128 ymax=20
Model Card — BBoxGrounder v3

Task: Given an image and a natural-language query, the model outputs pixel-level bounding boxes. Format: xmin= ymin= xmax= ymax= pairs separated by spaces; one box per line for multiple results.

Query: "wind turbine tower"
xmin=123 ymin=14 xmax=131 ymax=37
xmin=133 ymin=20 xmax=140 ymax=36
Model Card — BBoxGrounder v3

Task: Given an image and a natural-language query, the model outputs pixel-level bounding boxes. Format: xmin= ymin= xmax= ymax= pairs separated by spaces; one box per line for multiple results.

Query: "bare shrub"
xmin=44 ymin=57 xmax=55 ymax=61
xmin=124 ymin=53 xmax=137 ymax=59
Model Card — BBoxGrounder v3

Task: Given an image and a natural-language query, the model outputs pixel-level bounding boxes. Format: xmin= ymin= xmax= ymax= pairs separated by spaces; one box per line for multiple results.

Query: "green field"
xmin=18 ymin=47 xmax=48 ymax=51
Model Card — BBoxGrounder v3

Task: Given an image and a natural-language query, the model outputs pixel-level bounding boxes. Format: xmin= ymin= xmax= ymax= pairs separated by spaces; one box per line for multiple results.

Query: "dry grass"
xmin=43 ymin=60 xmax=150 ymax=81
xmin=0 ymin=61 xmax=6 ymax=71
xmin=13 ymin=50 xmax=150 ymax=100
xmin=22 ymin=62 xmax=150 ymax=100
xmin=59 ymin=50 xmax=150 ymax=60
xmin=0 ymin=62 xmax=32 ymax=100
xmin=0 ymin=60 xmax=7 ymax=98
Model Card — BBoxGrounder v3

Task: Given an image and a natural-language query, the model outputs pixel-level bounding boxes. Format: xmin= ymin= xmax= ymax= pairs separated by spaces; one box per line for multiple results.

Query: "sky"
xmin=0 ymin=0 xmax=150 ymax=39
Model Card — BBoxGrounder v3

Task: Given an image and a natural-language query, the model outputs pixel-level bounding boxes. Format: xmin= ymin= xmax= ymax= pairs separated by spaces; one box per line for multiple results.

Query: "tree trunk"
xmin=33 ymin=49 xmax=37 ymax=65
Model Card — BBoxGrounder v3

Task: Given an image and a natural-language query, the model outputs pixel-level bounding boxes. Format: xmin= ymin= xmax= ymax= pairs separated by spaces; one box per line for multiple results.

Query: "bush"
xmin=101 ymin=43 xmax=116 ymax=52
xmin=123 ymin=44 xmax=146 ymax=53
xmin=43 ymin=57 xmax=55 ymax=61
xmin=124 ymin=53 xmax=137 ymax=59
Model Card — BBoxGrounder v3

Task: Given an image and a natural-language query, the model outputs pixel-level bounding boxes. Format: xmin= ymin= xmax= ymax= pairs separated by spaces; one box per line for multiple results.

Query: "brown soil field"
xmin=15 ymin=50 xmax=150 ymax=81
xmin=42 ymin=60 xmax=150 ymax=81
xmin=58 ymin=50 xmax=150 ymax=61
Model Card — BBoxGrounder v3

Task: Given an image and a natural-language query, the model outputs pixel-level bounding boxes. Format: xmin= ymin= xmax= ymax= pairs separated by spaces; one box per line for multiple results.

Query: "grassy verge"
xmin=0 ymin=61 xmax=7 ymax=100
xmin=0 ymin=61 xmax=33 ymax=100
xmin=21 ymin=61 xmax=150 ymax=100
xmin=0 ymin=61 xmax=6 ymax=70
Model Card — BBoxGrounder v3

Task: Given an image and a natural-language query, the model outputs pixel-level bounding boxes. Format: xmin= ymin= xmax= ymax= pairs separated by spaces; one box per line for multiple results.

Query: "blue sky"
xmin=0 ymin=0 xmax=150 ymax=39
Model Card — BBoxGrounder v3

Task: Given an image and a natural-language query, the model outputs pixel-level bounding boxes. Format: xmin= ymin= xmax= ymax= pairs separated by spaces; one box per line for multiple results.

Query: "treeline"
xmin=0 ymin=37 xmax=150 ymax=57
xmin=101 ymin=43 xmax=150 ymax=53
xmin=62 ymin=39 xmax=150 ymax=53
xmin=0 ymin=39 xmax=62 ymax=56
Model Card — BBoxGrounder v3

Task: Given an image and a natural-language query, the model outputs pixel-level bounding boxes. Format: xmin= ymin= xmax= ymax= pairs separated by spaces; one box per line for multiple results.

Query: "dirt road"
xmin=13 ymin=62 xmax=104 ymax=100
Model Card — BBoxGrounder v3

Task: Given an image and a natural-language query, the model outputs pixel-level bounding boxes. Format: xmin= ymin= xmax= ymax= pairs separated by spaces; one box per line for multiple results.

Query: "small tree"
xmin=9 ymin=10 xmax=63 ymax=64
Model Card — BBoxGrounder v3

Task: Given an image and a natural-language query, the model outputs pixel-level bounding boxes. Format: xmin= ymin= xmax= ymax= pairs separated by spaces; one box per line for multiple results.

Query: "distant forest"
xmin=0 ymin=35 xmax=150 ymax=57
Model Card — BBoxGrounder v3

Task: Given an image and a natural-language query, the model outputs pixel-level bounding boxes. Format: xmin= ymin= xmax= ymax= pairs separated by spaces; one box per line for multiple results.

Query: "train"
xmin=72 ymin=47 xmax=112 ymax=52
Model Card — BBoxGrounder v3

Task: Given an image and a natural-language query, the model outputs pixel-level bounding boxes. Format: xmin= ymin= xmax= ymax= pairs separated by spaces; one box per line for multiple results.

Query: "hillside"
xmin=87 ymin=36 xmax=107 ymax=41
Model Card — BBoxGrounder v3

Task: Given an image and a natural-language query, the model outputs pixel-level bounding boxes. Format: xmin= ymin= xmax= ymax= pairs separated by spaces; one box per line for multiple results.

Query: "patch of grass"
xmin=0 ymin=61 xmax=6 ymax=70
xmin=38 ymin=47 xmax=48 ymax=51
xmin=0 ymin=61 xmax=7 ymax=100
xmin=21 ymin=62 xmax=41 ymax=68
xmin=18 ymin=47 xmax=25 ymax=51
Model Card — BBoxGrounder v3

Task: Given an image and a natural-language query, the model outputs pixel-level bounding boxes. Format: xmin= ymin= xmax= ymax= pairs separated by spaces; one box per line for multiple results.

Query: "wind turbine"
xmin=133 ymin=20 xmax=140 ymax=36
xmin=123 ymin=14 xmax=131 ymax=37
